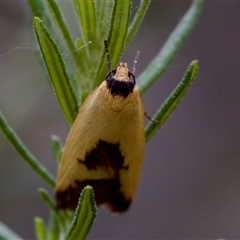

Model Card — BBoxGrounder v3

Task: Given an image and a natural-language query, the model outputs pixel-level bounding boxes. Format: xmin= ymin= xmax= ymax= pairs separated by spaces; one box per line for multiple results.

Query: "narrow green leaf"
xmin=28 ymin=0 xmax=51 ymax=29
xmin=138 ymin=0 xmax=203 ymax=93
xmin=108 ymin=0 xmax=131 ymax=68
xmin=0 ymin=110 xmax=55 ymax=187
xmin=75 ymin=0 xmax=96 ymax=42
xmin=47 ymin=211 xmax=60 ymax=240
xmin=145 ymin=60 xmax=199 ymax=141
xmin=34 ymin=217 xmax=47 ymax=240
xmin=93 ymin=0 xmax=115 ymax=58
xmin=51 ymin=135 xmax=62 ymax=165
xmin=94 ymin=0 xmax=115 ymax=39
xmin=73 ymin=0 xmax=99 ymax=92
xmin=92 ymin=0 xmax=115 ymax=87
xmin=46 ymin=0 xmax=78 ymax=63
xmin=38 ymin=189 xmax=57 ymax=211
xmin=0 ymin=222 xmax=23 ymax=240
xmin=94 ymin=0 xmax=131 ymax=87
xmin=124 ymin=0 xmax=151 ymax=47
xmin=74 ymin=38 xmax=91 ymax=81
xmin=38 ymin=188 xmax=66 ymax=230
xmin=66 ymin=186 xmax=97 ymax=240
xmin=33 ymin=17 xmax=78 ymax=125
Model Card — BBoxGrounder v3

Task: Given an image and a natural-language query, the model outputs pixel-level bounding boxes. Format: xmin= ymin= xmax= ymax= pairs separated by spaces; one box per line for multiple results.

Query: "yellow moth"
xmin=55 ymin=42 xmax=145 ymax=213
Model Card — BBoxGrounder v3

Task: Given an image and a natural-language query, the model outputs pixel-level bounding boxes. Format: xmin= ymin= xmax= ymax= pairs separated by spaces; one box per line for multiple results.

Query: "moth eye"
xmin=106 ymin=69 xmax=116 ymax=80
xmin=111 ymin=69 xmax=116 ymax=76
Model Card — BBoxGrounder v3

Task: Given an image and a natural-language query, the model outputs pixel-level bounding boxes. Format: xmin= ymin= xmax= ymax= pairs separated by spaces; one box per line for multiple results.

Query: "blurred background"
xmin=1 ymin=1 xmax=240 ymax=239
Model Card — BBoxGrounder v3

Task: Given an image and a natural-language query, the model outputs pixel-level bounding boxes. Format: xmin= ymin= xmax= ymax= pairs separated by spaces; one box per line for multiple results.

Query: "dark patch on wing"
xmin=56 ymin=178 xmax=131 ymax=213
xmin=78 ymin=140 xmax=127 ymax=170
xmin=56 ymin=140 xmax=131 ymax=212
xmin=105 ymin=71 xmax=135 ymax=98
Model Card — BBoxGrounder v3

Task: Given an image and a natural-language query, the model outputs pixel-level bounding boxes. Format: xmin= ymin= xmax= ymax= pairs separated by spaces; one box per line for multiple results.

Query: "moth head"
xmin=107 ymin=62 xmax=135 ymax=84
xmin=114 ymin=62 xmax=129 ymax=81
xmin=105 ymin=62 xmax=136 ymax=98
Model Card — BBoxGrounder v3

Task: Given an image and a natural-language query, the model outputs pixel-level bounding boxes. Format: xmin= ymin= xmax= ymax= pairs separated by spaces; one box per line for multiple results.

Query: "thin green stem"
xmin=145 ymin=60 xmax=199 ymax=141
xmin=34 ymin=17 xmax=78 ymax=124
xmin=47 ymin=211 xmax=60 ymax=240
xmin=138 ymin=0 xmax=203 ymax=93
xmin=51 ymin=135 xmax=62 ymax=165
xmin=0 ymin=110 xmax=55 ymax=187
xmin=66 ymin=186 xmax=97 ymax=240
xmin=46 ymin=0 xmax=82 ymax=72
xmin=28 ymin=0 xmax=51 ymax=30
xmin=35 ymin=217 xmax=47 ymax=240
xmin=125 ymin=0 xmax=151 ymax=47
xmin=38 ymin=188 xmax=66 ymax=231
xmin=0 ymin=222 xmax=23 ymax=240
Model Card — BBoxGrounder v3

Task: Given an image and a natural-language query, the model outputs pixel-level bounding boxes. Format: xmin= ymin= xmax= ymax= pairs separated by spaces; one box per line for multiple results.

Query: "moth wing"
xmin=116 ymin=86 xmax=145 ymax=208
xmin=55 ymin=82 xmax=145 ymax=212
xmin=56 ymin=82 xmax=119 ymax=192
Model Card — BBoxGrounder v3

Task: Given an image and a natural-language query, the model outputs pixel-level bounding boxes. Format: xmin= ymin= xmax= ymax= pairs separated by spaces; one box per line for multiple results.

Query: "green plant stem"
xmin=66 ymin=186 xmax=97 ymax=240
xmin=34 ymin=217 xmax=47 ymax=240
xmin=28 ymin=0 xmax=51 ymax=30
xmin=138 ymin=0 xmax=203 ymax=93
xmin=0 ymin=110 xmax=55 ymax=187
xmin=47 ymin=211 xmax=60 ymax=240
xmin=145 ymin=60 xmax=199 ymax=141
xmin=46 ymin=0 xmax=82 ymax=71
xmin=51 ymin=135 xmax=62 ymax=165
xmin=38 ymin=189 xmax=66 ymax=231
xmin=34 ymin=17 xmax=78 ymax=125
xmin=0 ymin=222 xmax=23 ymax=240
xmin=108 ymin=0 xmax=131 ymax=68
xmin=124 ymin=0 xmax=151 ymax=47
xmin=74 ymin=0 xmax=96 ymax=43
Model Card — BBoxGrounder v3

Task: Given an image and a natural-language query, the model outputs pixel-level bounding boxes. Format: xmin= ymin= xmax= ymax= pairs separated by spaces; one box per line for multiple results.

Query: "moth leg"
xmin=77 ymin=158 xmax=85 ymax=164
xmin=122 ymin=164 xmax=129 ymax=170
xmin=74 ymin=106 xmax=79 ymax=112
xmin=145 ymin=112 xmax=159 ymax=123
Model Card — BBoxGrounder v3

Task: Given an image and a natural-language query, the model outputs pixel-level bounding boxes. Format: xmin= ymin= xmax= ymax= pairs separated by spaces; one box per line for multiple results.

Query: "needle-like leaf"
xmin=138 ymin=0 xmax=203 ymax=93
xmin=33 ymin=17 xmax=78 ymax=125
xmin=0 ymin=110 xmax=55 ymax=187
xmin=145 ymin=60 xmax=199 ymax=141
xmin=66 ymin=186 xmax=97 ymax=240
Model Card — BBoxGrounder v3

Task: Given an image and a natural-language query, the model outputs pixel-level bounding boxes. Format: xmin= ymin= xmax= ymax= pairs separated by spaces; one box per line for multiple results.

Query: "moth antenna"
xmin=132 ymin=50 xmax=140 ymax=75
xmin=65 ymin=41 xmax=92 ymax=57
xmin=104 ymin=40 xmax=111 ymax=73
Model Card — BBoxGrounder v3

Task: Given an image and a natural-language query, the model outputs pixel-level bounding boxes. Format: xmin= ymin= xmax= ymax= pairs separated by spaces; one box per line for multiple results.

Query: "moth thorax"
xmin=114 ymin=62 xmax=129 ymax=82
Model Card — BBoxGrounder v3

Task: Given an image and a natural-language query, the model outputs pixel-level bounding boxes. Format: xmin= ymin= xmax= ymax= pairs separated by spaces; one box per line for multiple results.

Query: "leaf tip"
xmin=33 ymin=16 xmax=41 ymax=24
xmin=189 ymin=59 xmax=199 ymax=78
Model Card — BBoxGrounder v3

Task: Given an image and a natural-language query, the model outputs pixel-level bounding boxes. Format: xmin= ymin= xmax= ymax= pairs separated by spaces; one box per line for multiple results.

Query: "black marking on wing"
xmin=78 ymin=140 xmax=128 ymax=170
xmin=56 ymin=140 xmax=131 ymax=212
xmin=56 ymin=178 xmax=131 ymax=212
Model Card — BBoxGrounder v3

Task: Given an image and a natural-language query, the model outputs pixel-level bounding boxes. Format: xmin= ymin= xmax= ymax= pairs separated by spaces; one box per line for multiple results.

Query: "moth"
xmin=55 ymin=42 xmax=145 ymax=212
